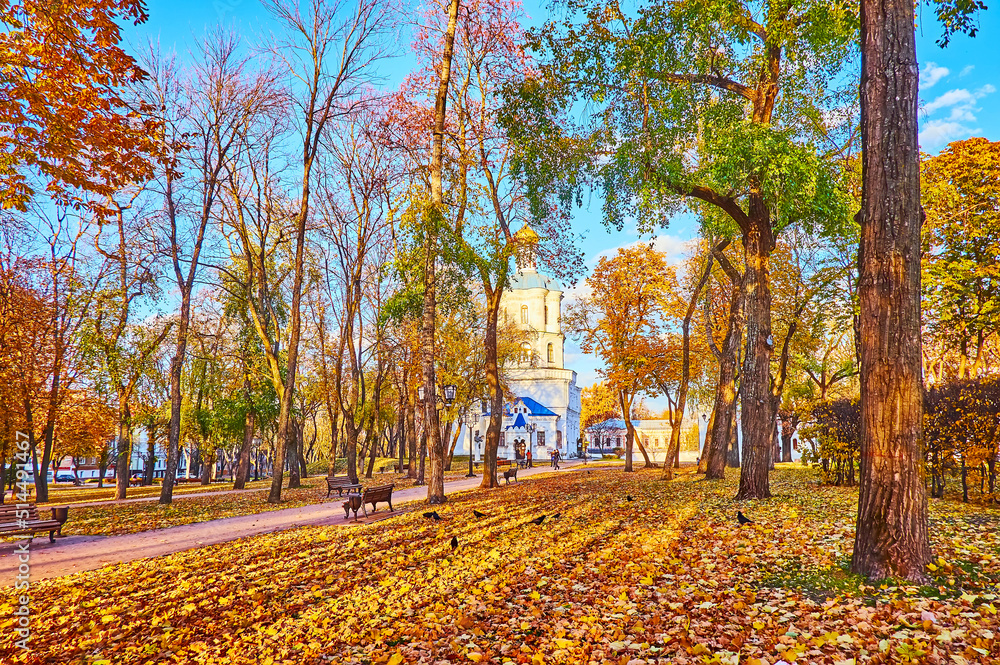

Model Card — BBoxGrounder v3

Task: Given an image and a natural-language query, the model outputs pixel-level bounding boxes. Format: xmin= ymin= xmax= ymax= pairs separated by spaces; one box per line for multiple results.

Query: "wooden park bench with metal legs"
xmin=0 ymin=503 xmax=68 ymax=543
xmin=326 ymin=475 xmax=362 ymax=498
xmin=343 ymin=484 xmax=395 ymax=521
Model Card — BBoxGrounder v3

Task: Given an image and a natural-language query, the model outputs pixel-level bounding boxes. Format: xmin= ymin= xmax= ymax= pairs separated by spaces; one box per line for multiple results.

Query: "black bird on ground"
xmin=528 ymin=515 xmax=546 ymax=525
xmin=423 ymin=511 xmax=442 ymax=521
xmin=737 ymin=510 xmax=754 ymax=526
xmin=450 ymin=536 xmax=459 ymax=550
xmin=626 ymin=495 xmax=633 ymax=502
xmin=472 ymin=510 xmax=487 ymax=518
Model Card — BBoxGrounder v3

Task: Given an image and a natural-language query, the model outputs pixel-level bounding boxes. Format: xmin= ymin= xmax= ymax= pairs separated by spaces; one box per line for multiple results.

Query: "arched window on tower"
xmin=520 ymin=342 xmax=532 ymax=364
xmin=547 ymin=342 xmax=554 ymax=364
xmin=521 ymin=305 xmax=529 ymax=324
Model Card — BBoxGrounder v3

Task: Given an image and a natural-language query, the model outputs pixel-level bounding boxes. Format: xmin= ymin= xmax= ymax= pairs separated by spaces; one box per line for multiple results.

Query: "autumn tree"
xmin=567 ymin=244 xmax=675 ymax=471
xmin=921 ymin=138 xmax=1000 ymax=382
xmin=581 ymin=382 xmax=619 ymax=431
xmin=509 ymin=0 xmax=857 ymax=499
xmin=393 ymin=0 xmax=581 ymax=489
xmin=314 ymin=103 xmax=399 ymax=484
xmin=243 ymin=0 xmax=393 ymax=503
xmin=0 ymin=1 xmax=160 ymax=212
xmin=133 ymin=33 xmax=281 ymax=504
xmin=85 ymin=195 xmax=170 ymax=500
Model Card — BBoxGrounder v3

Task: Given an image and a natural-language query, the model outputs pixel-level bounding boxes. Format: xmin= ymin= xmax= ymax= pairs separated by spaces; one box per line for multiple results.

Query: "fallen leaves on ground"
xmin=1 ymin=466 xmax=998 ymax=664
xmin=57 ymin=485 xmax=322 ymax=536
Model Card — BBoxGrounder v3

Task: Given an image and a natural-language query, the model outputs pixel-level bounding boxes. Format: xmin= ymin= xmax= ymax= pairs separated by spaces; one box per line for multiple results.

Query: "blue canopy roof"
xmin=507 ymin=412 xmax=528 ymax=430
xmin=519 ymin=396 xmax=557 ymax=417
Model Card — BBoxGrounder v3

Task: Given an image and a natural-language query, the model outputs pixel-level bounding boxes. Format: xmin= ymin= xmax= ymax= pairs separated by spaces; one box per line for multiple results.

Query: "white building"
xmin=463 ymin=226 xmax=583 ymax=461
xmin=584 ymin=418 xmax=700 ymax=464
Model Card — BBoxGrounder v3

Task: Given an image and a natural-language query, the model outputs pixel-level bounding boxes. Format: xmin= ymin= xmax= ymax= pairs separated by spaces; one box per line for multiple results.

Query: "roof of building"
xmin=519 ymin=396 xmax=557 ymax=417
xmin=508 ymin=269 xmax=562 ymax=292
xmin=507 ymin=412 xmax=528 ymax=430
xmin=513 ymin=224 xmax=541 ymax=244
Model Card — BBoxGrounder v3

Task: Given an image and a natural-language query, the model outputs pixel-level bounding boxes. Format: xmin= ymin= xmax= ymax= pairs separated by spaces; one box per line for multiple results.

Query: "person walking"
xmin=526 ymin=448 xmax=532 ymax=468
xmin=553 ymin=449 xmax=560 ymax=470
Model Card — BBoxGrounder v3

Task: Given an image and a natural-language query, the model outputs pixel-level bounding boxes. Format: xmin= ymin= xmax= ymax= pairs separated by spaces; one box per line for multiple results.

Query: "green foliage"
xmin=505 ymin=0 xmax=858 ymax=238
xmin=929 ymin=0 xmax=988 ymax=46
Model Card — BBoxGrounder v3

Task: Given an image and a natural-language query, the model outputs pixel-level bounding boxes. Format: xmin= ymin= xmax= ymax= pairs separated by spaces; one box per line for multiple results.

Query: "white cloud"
xmin=920 ymin=84 xmax=995 ymax=151
xmin=924 ymin=88 xmax=977 ymax=113
xmin=920 ymin=62 xmax=950 ymax=89
xmin=919 ymin=120 xmax=975 ymax=147
xmin=960 ymin=65 xmax=975 ymax=77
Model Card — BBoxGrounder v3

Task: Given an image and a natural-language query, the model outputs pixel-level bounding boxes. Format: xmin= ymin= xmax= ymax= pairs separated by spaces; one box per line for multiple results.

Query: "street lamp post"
xmin=465 ymin=410 xmax=479 ymax=478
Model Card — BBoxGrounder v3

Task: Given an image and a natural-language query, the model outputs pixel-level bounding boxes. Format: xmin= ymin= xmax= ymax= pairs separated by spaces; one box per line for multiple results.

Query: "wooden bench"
xmin=0 ymin=503 xmax=67 ymax=543
xmin=378 ymin=462 xmax=400 ymax=474
xmin=326 ymin=475 xmax=362 ymax=498
xmin=343 ymin=484 xmax=395 ymax=520
xmin=496 ymin=459 xmax=512 ymax=469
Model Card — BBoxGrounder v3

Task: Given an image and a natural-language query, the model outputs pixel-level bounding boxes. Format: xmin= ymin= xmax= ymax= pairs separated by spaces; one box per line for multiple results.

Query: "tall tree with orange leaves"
xmin=566 ymin=244 xmax=676 ymax=471
xmin=0 ymin=1 xmax=159 ymax=212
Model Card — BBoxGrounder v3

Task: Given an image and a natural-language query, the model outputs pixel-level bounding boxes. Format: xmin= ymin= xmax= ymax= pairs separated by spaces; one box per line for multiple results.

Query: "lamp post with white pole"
xmin=465 ymin=409 xmax=478 ymax=478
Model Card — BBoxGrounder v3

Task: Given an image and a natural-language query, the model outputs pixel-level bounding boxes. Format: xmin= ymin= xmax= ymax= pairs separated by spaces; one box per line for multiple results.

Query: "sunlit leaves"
xmin=2 ymin=467 xmax=999 ymax=663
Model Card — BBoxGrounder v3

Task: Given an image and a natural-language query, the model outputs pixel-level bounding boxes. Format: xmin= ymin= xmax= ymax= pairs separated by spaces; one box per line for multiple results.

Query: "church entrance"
xmin=514 ymin=439 xmax=526 ymax=460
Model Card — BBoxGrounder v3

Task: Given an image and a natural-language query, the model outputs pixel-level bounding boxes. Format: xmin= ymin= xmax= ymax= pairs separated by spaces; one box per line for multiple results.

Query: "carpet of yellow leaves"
xmin=42 ymin=480 xmax=276 ymax=506
xmin=2 ymin=466 xmax=998 ymax=664
xmin=60 ymin=485 xmax=322 ymax=536
xmin=50 ymin=469 xmax=473 ymax=537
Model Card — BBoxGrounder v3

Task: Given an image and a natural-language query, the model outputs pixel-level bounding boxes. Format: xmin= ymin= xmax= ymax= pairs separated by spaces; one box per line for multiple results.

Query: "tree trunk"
xmin=663 ymin=246 xmax=715 ymax=480
xmin=417 ymin=431 xmax=427 ymax=485
xmin=395 ymin=406 xmax=405 ymax=474
xmin=445 ymin=420 xmax=461 ymax=471
xmin=624 ymin=421 xmax=635 ymax=472
xmin=634 ymin=435 xmax=653 ymax=468
xmin=345 ymin=419 xmax=360 ymax=484
xmin=36 ymin=364 xmax=62 ymax=503
xmin=115 ymin=402 xmax=132 ymax=500
xmin=288 ymin=425 xmax=301 ymax=489
xmin=160 ymin=294 xmax=190 ymax=504
xmin=707 ymin=257 xmax=744 ymax=480
xmin=234 ymin=411 xmax=255 ymax=490
xmin=699 ymin=408 xmax=715 ymax=473
xmin=727 ymin=410 xmax=740 ymax=468
xmin=422 ymin=0 xmax=462 ymax=505
xmin=479 ymin=286 xmax=505 ymax=489
xmin=851 ymin=0 xmax=932 ymax=582
xmin=736 ymin=217 xmax=773 ymax=500
xmin=200 ymin=449 xmax=213 ymax=485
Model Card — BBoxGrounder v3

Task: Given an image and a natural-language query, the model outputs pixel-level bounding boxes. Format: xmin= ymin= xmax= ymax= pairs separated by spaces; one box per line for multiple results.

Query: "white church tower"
xmin=493 ymin=226 xmax=582 ymax=460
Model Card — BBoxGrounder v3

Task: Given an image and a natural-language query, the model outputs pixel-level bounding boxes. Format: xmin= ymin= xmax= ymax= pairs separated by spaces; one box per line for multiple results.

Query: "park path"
xmin=0 ymin=461 xmax=585 ymax=585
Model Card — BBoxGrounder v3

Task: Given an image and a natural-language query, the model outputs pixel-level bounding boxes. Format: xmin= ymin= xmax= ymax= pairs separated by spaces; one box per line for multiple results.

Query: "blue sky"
xmin=130 ymin=1 xmax=999 ymax=405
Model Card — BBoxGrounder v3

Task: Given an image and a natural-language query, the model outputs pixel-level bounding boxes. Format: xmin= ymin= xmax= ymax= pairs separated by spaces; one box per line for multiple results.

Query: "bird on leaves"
xmin=423 ymin=511 xmax=442 ymax=521
xmin=737 ymin=510 xmax=754 ymax=526
xmin=529 ymin=515 xmax=546 ymax=525
xmin=450 ymin=536 xmax=459 ymax=550
xmin=626 ymin=495 xmax=634 ymax=502
xmin=472 ymin=510 xmax=487 ymax=518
